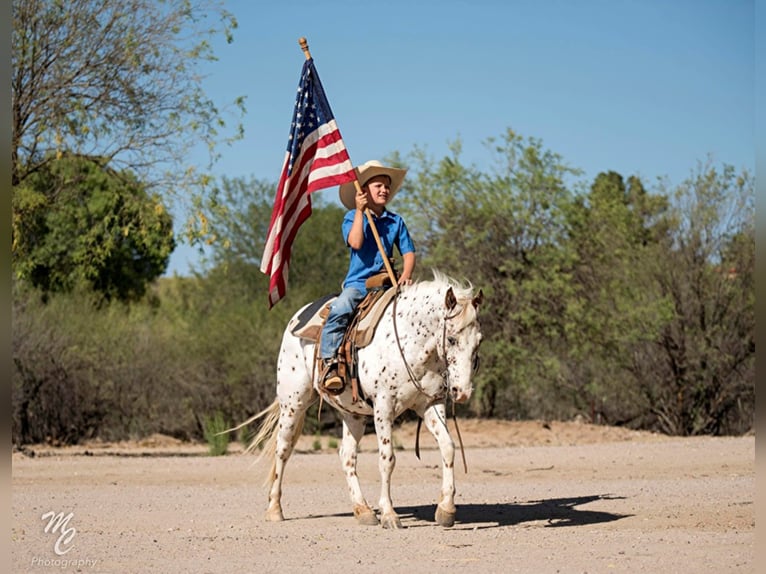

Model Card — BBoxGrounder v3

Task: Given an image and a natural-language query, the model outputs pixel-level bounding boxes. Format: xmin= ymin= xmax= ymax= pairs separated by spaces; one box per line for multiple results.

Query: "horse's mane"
xmin=408 ymin=270 xmax=479 ymax=331
xmin=431 ymin=269 xmax=474 ymax=299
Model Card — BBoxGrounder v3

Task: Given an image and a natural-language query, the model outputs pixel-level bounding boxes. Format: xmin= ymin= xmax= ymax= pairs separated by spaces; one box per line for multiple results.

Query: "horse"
xmin=240 ymin=270 xmax=483 ymax=529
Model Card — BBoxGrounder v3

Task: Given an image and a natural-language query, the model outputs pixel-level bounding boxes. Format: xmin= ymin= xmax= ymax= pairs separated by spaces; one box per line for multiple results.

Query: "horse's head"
xmin=440 ymin=286 xmax=483 ymax=404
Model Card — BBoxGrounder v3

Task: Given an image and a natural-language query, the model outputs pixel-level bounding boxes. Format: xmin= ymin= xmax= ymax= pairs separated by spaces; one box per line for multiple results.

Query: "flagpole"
xmin=299 ymin=37 xmax=399 ymax=288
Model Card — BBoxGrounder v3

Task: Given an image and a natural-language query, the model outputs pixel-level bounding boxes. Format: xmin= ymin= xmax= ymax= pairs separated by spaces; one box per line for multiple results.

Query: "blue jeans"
xmin=319 ymin=287 xmax=365 ymax=360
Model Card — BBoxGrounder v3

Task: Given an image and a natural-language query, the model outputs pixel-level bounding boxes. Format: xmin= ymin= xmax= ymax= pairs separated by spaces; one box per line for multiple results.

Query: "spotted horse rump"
xmin=235 ymin=270 xmax=483 ymax=529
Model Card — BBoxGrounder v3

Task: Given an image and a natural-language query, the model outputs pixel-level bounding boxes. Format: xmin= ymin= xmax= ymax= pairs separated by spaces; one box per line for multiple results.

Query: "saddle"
xmin=289 ymin=275 xmax=398 ymax=402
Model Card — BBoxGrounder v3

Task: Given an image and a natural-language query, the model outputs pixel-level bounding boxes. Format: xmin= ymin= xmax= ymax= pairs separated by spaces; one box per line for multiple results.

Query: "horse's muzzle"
xmin=451 ymin=388 xmax=472 ymax=404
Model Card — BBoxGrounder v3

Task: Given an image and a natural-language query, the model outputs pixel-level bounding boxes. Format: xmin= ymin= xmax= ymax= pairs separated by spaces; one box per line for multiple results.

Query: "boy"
xmin=319 ymin=160 xmax=416 ymax=390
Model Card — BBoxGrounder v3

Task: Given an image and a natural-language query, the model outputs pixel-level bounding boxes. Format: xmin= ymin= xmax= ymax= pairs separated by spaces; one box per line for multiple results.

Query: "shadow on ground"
xmin=400 ymin=494 xmax=630 ymax=529
xmin=299 ymin=494 xmax=631 ymax=529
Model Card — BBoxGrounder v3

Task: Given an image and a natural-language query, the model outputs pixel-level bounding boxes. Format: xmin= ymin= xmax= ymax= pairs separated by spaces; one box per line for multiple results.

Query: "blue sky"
xmin=167 ymin=0 xmax=754 ymax=275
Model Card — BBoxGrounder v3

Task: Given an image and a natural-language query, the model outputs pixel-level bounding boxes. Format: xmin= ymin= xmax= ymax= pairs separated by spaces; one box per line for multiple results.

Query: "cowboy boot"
xmin=321 ymin=358 xmax=344 ymax=391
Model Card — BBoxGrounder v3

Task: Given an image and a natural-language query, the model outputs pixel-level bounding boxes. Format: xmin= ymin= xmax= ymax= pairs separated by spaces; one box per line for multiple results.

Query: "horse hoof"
xmin=380 ymin=514 xmax=403 ymax=529
xmin=435 ymin=506 xmax=456 ymax=527
xmin=265 ymin=508 xmax=284 ymax=522
xmin=354 ymin=506 xmax=380 ymax=526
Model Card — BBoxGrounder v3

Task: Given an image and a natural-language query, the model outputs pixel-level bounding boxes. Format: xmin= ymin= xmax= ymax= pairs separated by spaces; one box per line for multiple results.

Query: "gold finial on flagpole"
xmin=298 ymin=37 xmax=311 ymax=60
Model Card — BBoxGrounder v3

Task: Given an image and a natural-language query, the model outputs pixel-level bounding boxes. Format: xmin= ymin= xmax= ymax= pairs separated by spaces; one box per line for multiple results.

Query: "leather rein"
xmin=391 ymin=287 xmax=469 ymax=473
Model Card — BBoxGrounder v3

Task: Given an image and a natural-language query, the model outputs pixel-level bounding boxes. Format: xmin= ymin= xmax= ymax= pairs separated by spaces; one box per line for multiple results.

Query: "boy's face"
xmin=364 ymin=175 xmax=392 ymax=207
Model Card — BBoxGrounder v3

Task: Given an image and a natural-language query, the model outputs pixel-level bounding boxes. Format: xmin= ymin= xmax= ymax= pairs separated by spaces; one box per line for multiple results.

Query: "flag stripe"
xmin=266 ymin=193 xmax=311 ymax=276
xmin=260 ymin=58 xmax=356 ymax=307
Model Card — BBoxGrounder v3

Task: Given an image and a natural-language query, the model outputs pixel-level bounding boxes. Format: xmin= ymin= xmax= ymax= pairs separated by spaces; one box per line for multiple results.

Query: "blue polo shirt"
xmin=341 ymin=209 xmax=415 ymax=292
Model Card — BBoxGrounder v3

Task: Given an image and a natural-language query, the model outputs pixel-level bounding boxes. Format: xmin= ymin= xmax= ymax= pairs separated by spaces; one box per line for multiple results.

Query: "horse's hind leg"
xmin=339 ymin=414 xmax=379 ymax=526
xmin=266 ymin=337 xmax=316 ymax=522
xmin=265 ymin=402 xmax=309 ymax=522
xmin=422 ymin=402 xmax=457 ymax=527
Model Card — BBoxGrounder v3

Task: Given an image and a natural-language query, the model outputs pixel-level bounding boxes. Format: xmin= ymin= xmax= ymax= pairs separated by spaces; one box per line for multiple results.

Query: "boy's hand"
xmin=355 ymin=189 xmax=368 ymax=211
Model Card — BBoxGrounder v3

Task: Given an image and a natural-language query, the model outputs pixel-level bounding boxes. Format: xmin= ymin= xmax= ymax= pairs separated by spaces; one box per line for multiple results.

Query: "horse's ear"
xmin=445 ymin=287 xmax=457 ymax=311
xmin=472 ymin=289 xmax=484 ymax=309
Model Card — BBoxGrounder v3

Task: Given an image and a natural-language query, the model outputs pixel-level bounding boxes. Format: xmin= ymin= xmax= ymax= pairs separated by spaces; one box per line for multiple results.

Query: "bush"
xmin=202 ymin=412 xmax=229 ymax=456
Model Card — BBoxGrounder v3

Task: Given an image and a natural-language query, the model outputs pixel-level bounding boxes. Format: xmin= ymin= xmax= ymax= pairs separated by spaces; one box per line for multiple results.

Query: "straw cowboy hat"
xmin=339 ymin=160 xmax=407 ymax=210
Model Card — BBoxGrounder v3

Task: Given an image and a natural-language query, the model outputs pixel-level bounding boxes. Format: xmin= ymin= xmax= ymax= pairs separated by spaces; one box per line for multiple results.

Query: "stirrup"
xmin=323 ymin=373 xmax=344 ymax=391
xmin=320 ymin=359 xmax=344 ymax=391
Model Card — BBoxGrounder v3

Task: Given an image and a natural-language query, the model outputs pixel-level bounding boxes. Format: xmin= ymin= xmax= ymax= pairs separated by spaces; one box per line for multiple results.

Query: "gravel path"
xmin=12 ymin=422 xmax=754 ymax=573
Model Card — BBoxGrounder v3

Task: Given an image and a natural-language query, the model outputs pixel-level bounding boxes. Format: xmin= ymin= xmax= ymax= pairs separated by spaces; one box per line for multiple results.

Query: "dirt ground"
xmin=11 ymin=419 xmax=755 ymax=573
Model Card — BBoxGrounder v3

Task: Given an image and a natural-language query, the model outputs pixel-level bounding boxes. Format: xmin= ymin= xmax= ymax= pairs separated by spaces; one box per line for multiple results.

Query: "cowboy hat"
xmin=339 ymin=160 xmax=408 ymax=210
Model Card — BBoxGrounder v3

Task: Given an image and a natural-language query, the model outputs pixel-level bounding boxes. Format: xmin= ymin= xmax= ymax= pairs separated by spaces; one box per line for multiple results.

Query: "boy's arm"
xmin=346 ymin=208 xmax=365 ymax=250
xmin=398 ymin=251 xmax=415 ymax=285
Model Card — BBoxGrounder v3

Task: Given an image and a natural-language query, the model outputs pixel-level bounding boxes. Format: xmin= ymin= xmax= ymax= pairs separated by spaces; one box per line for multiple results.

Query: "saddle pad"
xmin=353 ymin=287 xmax=398 ymax=348
xmin=289 ymin=293 xmax=337 ymax=341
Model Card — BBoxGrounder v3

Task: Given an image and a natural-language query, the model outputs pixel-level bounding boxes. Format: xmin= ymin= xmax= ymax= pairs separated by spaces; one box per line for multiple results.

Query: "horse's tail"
xmin=235 ymin=398 xmax=305 ymax=487
xmin=218 ymin=399 xmax=277 ymax=446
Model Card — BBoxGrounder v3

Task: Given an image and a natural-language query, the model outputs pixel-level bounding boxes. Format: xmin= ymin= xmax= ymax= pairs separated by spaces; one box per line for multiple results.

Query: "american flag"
xmin=260 ymin=58 xmax=356 ymax=307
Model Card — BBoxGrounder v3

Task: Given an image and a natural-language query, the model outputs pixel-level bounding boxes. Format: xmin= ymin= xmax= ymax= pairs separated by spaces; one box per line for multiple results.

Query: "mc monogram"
xmin=40 ymin=511 xmax=77 ymax=555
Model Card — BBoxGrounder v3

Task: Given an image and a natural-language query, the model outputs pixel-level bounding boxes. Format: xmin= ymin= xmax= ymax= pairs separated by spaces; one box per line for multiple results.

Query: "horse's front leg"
xmin=339 ymin=414 xmax=379 ymax=526
xmin=373 ymin=404 xmax=403 ymax=529
xmin=423 ymin=402 xmax=457 ymax=527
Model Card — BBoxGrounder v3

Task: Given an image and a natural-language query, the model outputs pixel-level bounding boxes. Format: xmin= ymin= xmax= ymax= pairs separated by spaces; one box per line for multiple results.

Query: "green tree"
xmin=12 ymin=0 xmax=244 ymax=239
xmin=563 ymin=171 xmax=672 ymax=424
xmin=13 ymin=155 xmax=175 ymax=302
xmin=398 ymin=129 xmax=580 ymax=418
xmin=637 ymin=162 xmax=755 ymax=435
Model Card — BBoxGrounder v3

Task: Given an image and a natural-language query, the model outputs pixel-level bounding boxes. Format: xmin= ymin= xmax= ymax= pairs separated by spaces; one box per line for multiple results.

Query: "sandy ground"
xmin=11 ymin=420 xmax=755 ymax=573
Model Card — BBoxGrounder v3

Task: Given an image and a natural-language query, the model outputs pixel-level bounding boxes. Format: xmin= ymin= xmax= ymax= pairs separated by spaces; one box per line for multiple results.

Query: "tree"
xmin=636 ymin=162 xmax=755 ymax=435
xmin=397 ymin=130 xmax=581 ymax=418
xmin=13 ymin=154 xmax=175 ymax=302
xmin=12 ymin=0 xmax=244 ymax=239
xmin=563 ymin=171 xmax=672 ymax=425
xmin=392 ymin=132 xmax=753 ymax=434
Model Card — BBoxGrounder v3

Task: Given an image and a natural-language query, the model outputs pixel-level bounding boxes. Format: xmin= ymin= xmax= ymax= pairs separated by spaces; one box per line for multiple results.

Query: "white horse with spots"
xmin=243 ymin=271 xmax=483 ymax=529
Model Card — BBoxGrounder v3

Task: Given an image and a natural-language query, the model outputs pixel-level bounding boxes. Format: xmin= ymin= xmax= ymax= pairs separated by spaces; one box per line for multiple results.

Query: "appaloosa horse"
xmin=241 ymin=271 xmax=483 ymax=529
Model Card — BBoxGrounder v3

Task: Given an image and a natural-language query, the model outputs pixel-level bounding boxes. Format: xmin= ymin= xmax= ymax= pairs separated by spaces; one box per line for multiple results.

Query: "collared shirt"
xmin=341 ymin=209 xmax=415 ymax=292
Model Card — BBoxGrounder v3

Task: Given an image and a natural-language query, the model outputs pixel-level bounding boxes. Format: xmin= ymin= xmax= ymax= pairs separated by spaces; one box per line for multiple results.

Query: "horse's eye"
xmin=447 ymin=336 xmax=457 ymax=346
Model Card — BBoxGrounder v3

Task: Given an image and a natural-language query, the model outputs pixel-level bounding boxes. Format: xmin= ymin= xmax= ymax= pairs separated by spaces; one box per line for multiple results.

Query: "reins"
xmin=391 ymin=287 xmax=431 ymax=398
xmin=391 ymin=287 xmax=469 ymax=473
